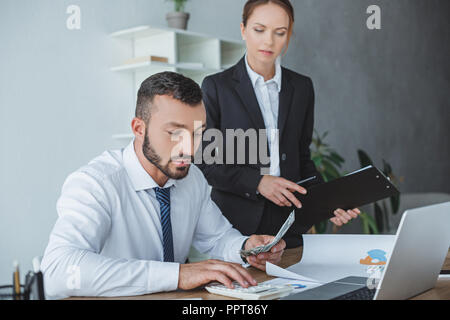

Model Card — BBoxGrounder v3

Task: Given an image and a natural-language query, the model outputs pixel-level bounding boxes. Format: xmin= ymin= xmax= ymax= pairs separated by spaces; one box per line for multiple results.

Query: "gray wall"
xmin=287 ymin=0 xmax=450 ymax=195
xmin=0 ymin=0 xmax=448 ymax=285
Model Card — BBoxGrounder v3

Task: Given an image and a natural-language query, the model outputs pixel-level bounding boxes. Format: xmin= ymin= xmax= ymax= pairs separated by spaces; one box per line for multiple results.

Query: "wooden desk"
xmin=67 ymin=248 xmax=450 ymax=300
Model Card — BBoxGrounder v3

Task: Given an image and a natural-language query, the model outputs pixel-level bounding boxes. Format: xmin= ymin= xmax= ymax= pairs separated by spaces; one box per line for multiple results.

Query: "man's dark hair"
xmin=135 ymin=71 xmax=203 ymax=124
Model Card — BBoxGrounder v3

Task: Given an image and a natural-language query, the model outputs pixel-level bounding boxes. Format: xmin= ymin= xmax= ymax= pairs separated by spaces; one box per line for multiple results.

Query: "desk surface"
xmin=67 ymin=248 xmax=450 ymax=300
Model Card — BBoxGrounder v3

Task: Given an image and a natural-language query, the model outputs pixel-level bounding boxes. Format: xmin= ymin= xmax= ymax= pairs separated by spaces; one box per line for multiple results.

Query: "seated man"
xmin=41 ymin=71 xmax=286 ymax=299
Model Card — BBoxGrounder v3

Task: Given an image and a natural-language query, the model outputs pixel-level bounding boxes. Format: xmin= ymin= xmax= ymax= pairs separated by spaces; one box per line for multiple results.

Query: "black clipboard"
xmin=290 ymin=165 xmax=400 ymax=228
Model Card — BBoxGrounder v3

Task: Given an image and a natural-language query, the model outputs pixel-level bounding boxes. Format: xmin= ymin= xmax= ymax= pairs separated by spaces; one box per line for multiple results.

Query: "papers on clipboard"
xmin=266 ymin=234 xmax=396 ymax=285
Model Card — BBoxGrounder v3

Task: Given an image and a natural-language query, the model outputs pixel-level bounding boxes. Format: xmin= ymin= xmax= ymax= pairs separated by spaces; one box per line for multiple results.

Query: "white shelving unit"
xmin=110 ymin=25 xmax=246 ymax=140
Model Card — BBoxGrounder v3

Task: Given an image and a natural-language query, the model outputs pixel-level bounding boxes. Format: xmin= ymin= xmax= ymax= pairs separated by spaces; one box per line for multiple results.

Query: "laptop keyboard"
xmin=333 ymin=287 xmax=376 ymax=300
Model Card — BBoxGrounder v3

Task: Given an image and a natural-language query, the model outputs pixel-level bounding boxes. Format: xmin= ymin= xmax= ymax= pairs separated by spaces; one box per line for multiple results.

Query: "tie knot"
xmin=154 ymin=186 xmax=170 ymax=193
xmin=154 ymin=187 xmax=170 ymax=204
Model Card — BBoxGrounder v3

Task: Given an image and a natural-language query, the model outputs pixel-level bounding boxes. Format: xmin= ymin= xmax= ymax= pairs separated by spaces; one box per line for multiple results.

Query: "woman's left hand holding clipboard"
xmin=330 ymin=208 xmax=361 ymax=226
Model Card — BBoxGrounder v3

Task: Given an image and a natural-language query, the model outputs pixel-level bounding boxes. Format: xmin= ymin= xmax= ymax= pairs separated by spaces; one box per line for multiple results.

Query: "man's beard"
xmin=142 ymin=134 xmax=191 ymax=180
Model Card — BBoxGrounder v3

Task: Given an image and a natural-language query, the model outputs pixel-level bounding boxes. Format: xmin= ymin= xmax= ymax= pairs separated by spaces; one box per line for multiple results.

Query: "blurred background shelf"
xmin=110 ymin=24 xmax=246 ymax=142
xmin=110 ymin=24 xmax=245 ymax=85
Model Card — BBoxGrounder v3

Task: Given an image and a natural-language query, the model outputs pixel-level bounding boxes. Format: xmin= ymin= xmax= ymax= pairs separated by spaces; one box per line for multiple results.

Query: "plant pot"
xmin=166 ymin=11 xmax=190 ymax=30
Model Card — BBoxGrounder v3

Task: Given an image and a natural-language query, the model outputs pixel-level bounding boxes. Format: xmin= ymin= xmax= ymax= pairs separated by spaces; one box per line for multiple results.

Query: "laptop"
xmin=282 ymin=201 xmax=450 ymax=300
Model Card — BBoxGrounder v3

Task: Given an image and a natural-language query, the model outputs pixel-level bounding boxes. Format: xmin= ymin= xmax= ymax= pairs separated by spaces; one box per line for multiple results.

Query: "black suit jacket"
xmin=197 ymin=56 xmax=324 ymax=236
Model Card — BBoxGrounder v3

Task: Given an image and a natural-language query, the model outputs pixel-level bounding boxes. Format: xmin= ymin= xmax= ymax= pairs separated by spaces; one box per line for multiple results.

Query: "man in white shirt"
xmin=41 ymin=72 xmax=286 ymax=299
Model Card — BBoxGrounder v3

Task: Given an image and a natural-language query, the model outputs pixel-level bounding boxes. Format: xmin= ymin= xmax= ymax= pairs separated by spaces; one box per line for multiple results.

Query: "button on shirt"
xmin=40 ymin=140 xmax=248 ymax=299
xmin=245 ymin=53 xmax=282 ymax=177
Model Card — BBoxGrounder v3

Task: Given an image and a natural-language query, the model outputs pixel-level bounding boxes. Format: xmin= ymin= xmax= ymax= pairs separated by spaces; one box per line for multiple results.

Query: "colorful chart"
xmin=359 ymin=249 xmax=387 ymax=265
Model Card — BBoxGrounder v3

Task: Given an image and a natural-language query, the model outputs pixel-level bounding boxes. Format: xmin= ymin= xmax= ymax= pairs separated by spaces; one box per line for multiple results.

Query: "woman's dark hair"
xmin=242 ymin=0 xmax=294 ymax=54
xmin=135 ymin=71 xmax=203 ymax=124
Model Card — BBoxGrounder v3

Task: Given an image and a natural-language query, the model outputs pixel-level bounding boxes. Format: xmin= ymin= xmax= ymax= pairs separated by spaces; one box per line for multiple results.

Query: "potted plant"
xmin=356 ymin=149 xmax=403 ymax=233
xmin=166 ymin=0 xmax=190 ymax=30
xmin=310 ymin=130 xmax=402 ymax=235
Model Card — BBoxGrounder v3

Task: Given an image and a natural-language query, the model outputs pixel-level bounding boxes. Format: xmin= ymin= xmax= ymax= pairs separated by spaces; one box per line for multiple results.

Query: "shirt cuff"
xmin=229 ymin=235 xmax=250 ymax=264
xmin=147 ymin=261 xmax=180 ymax=293
xmin=240 ymin=238 xmax=250 ymax=264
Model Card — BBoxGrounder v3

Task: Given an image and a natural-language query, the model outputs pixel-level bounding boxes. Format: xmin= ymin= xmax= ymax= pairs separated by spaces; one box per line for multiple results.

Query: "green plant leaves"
xmin=315 ymin=220 xmax=328 ymax=234
xmin=357 ymin=150 xmax=402 ymax=228
xmin=312 ymin=155 xmax=322 ymax=168
xmin=328 ymin=151 xmax=345 ymax=167
xmin=171 ymin=0 xmax=187 ymax=12
xmin=390 ymin=194 xmax=400 ymax=215
xmin=312 ymin=130 xmax=346 ymax=233
xmin=357 ymin=149 xmax=373 ymax=168
xmin=374 ymin=202 xmax=384 ymax=233
xmin=311 ymin=132 xmax=400 ymax=235
xmin=382 ymin=159 xmax=400 ymax=215
xmin=360 ymin=212 xmax=379 ymax=234
xmin=322 ymin=159 xmax=341 ymax=180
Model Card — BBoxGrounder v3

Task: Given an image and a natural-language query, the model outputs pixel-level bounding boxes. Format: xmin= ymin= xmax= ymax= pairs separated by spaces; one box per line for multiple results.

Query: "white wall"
xmin=0 ymin=0 xmax=245 ymax=285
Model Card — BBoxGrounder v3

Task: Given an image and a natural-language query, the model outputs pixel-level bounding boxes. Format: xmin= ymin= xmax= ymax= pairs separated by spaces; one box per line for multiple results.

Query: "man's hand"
xmin=244 ymin=235 xmax=286 ymax=271
xmin=330 ymin=208 xmax=361 ymax=226
xmin=257 ymin=175 xmax=306 ymax=208
xmin=178 ymin=259 xmax=258 ymax=290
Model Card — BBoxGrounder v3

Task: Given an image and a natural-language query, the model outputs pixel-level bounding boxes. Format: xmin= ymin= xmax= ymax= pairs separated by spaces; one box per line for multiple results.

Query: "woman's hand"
xmin=257 ymin=176 xmax=361 ymax=227
xmin=256 ymin=175 xmax=306 ymax=208
xmin=330 ymin=208 xmax=361 ymax=226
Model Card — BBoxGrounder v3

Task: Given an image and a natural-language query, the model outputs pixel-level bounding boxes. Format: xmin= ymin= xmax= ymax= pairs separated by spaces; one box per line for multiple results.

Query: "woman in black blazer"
xmin=198 ymin=0 xmax=360 ymax=250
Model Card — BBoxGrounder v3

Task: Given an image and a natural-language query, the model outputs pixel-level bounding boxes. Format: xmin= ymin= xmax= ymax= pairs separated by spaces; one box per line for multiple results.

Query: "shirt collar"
xmin=123 ymin=139 xmax=177 ymax=191
xmin=245 ymin=52 xmax=282 ymax=93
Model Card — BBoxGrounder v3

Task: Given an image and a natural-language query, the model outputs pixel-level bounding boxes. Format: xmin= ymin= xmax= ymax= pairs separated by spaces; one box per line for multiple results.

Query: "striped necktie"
xmin=153 ymin=187 xmax=174 ymax=262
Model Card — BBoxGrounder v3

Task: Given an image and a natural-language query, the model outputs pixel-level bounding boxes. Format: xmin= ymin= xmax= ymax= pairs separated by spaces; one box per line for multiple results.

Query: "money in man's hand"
xmin=240 ymin=211 xmax=295 ymax=258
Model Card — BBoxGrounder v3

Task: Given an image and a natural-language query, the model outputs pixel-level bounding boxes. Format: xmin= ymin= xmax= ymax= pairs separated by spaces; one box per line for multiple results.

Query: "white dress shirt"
xmin=41 ymin=140 xmax=248 ymax=299
xmin=245 ymin=52 xmax=282 ymax=177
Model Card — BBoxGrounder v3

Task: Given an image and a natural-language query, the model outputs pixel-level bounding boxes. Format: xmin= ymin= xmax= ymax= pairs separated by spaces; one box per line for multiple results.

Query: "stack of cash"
xmin=240 ymin=211 xmax=295 ymax=258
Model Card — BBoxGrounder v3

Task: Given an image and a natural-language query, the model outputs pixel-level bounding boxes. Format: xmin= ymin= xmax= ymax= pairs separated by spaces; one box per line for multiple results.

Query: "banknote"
xmin=240 ymin=210 xmax=295 ymax=258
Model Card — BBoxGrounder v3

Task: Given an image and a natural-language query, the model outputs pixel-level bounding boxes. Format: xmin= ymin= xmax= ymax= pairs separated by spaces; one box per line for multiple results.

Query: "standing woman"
xmin=198 ymin=0 xmax=360 ymax=250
